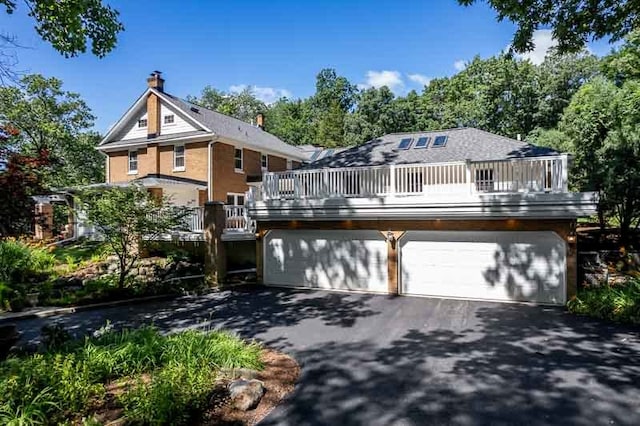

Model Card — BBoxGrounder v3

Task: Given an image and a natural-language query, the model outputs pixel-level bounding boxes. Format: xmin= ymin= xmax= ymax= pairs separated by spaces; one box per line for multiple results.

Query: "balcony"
xmin=249 ymin=155 xmax=597 ymax=221
xmin=260 ymin=155 xmax=569 ymax=201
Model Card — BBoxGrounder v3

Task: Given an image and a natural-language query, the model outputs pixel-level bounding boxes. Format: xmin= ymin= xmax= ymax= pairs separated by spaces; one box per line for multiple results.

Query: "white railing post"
xmin=465 ymin=159 xmax=473 ymax=195
xmin=389 ymin=165 xmax=396 ymax=196
xmin=561 ymin=154 xmax=569 ymax=192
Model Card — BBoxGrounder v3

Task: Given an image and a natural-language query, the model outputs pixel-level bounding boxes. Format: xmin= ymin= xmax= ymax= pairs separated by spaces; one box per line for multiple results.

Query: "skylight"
xmin=432 ymin=135 xmax=448 ymax=147
xmin=414 ymin=137 xmax=430 ymax=148
xmin=398 ymin=138 xmax=413 ymax=149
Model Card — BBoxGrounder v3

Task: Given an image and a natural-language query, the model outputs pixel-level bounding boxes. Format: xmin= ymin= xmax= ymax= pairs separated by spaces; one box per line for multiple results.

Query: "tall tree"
xmin=265 ymin=98 xmax=316 ymax=146
xmin=459 ymin=0 xmax=640 ymax=54
xmin=187 ymin=86 xmax=267 ymax=124
xmin=0 ymin=74 xmax=103 ymax=188
xmin=533 ymin=51 xmax=601 ymax=130
xmin=344 ymin=86 xmax=417 ymax=146
xmin=311 ymin=69 xmax=357 ymax=147
xmin=1 ymin=0 xmax=124 ymax=80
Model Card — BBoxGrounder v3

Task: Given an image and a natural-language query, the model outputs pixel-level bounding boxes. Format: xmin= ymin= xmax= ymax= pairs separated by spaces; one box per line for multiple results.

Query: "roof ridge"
xmin=165 ymin=91 xmax=265 ymax=132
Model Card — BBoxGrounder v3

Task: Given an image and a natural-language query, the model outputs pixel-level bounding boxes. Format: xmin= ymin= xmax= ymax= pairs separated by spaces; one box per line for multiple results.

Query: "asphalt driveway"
xmin=12 ymin=286 xmax=640 ymax=426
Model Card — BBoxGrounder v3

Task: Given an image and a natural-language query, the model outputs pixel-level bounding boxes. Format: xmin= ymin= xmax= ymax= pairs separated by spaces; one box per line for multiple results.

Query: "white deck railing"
xmin=224 ymin=205 xmax=256 ymax=233
xmin=260 ymin=155 xmax=569 ymax=201
xmin=182 ymin=206 xmax=205 ymax=232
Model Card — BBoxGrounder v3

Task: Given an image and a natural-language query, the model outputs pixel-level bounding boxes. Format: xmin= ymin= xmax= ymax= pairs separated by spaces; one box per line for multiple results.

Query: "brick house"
xmin=97 ymin=72 xmax=307 ymax=211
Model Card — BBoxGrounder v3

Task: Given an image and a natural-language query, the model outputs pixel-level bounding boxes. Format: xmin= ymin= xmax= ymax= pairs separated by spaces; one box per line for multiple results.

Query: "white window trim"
xmin=137 ymin=118 xmax=148 ymax=128
xmin=286 ymin=159 xmax=293 ymax=170
xmin=234 ymin=148 xmax=244 ymax=173
xmin=261 ymin=153 xmax=268 ymax=171
xmin=173 ymin=144 xmax=185 ymax=172
xmin=163 ymin=114 xmax=176 ymax=126
xmin=226 ymin=192 xmax=246 ymax=206
xmin=128 ymin=150 xmax=138 ymax=175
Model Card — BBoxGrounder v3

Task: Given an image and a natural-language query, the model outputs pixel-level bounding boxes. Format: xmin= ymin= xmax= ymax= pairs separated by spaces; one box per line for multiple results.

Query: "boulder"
xmin=220 ymin=367 xmax=260 ymax=380
xmin=228 ymin=379 xmax=265 ymax=411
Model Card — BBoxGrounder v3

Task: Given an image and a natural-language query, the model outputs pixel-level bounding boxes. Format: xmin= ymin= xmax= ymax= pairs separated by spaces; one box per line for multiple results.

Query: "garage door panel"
xmin=401 ymin=231 xmax=566 ymax=304
xmin=265 ymin=230 xmax=388 ymax=293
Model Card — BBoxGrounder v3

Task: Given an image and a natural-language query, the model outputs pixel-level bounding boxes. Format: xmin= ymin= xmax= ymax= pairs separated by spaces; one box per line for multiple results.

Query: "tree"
xmin=344 ymin=86 xmax=415 ymax=146
xmin=599 ymin=81 xmax=640 ymax=242
xmin=77 ymin=185 xmax=190 ymax=287
xmin=603 ymin=29 xmax=640 ymax=85
xmin=0 ymin=74 xmax=103 ymax=188
xmin=187 ymin=86 xmax=267 ymax=124
xmin=1 ymin=0 xmax=124 ymax=80
xmin=0 ymin=136 xmax=50 ymax=237
xmin=555 ymin=77 xmax=616 ymax=228
xmin=265 ymin=98 xmax=316 ymax=146
xmin=311 ymin=69 xmax=357 ymax=147
xmin=534 ymin=51 xmax=601 ymax=130
xmin=459 ymin=0 xmax=640 ymax=54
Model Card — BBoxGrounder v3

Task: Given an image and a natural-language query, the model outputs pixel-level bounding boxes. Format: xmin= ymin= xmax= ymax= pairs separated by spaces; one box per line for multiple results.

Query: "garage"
xmin=400 ymin=230 xmax=566 ymax=304
xmin=264 ymin=229 xmax=388 ymax=293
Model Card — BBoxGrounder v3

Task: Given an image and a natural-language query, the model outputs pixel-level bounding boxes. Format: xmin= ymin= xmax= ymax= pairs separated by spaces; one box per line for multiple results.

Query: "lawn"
xmin=0 ymin=327 xmax=263 ymax=425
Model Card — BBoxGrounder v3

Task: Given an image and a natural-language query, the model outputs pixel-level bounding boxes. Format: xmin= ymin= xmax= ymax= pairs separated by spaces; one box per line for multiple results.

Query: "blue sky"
xmin=2 ymin=0 xmax=615 ymax=132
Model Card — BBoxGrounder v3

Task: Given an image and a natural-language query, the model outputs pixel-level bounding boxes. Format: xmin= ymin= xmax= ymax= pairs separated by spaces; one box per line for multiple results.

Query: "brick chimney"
xmin=256 ymin=113 xmax=264 ymax=130
xmin=146 ymin=71 xmax=163 ymax=138
xmin=147 ymin=70 xmax=164 ymax=92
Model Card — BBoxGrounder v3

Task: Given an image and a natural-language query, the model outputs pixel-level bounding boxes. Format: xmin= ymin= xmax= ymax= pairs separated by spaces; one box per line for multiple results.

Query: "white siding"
xmin=160 ymin=103 xmax=198 ymax=135
xmin=264 ymin=230 xmax=388 ymax=293
xmin=400 ymin=231 xmax=566 ymax=305
xmin=120 ymin=112 xmax=149 ymax=140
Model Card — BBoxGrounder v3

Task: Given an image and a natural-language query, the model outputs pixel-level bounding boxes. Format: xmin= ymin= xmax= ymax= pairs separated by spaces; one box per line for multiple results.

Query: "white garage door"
xmin=400 ymin=231 xmax=566 ymax=305
xmin=264 ymin=230 xmax=388 ymax=293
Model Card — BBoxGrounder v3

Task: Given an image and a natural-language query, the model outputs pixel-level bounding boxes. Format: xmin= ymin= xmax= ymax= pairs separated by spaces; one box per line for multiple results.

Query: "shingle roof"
xmin=99 ymin=89 xmax=307 ymax=161
xmin=162 ymin=92 xmax=307 ymax=160
xmin=307 ymin=128 xmax=560 ymax=169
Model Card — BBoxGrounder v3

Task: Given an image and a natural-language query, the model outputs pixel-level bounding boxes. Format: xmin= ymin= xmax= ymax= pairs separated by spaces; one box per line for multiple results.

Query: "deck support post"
xmin=204 ymin=201 xmax=227 ymax=287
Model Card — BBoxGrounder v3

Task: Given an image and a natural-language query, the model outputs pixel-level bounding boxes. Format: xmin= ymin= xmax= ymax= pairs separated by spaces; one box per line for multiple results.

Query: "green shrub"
xmin=568 ymin=279 xmax=640 ymax=324
xmin=0 ymin=240 xmax=56 ymax=310
xmin=0 ymin=240 xmax=55 ymax=285
xmin=120 ymin=330 xmax=261 ymax=424
xmin=0 ymin=326 xmax=262 ymax=424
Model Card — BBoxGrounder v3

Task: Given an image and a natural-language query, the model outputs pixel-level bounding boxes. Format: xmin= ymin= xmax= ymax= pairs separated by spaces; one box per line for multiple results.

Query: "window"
xmin=432 ymin=135 xmax=448 ymax=147
xmin=398 ymin=138 xmax=413 ymax=149
xmin=164 ymin=114 xmax=175 ymax=124
xmin=286 ymin=159 xmax=293 ymax=170
xmin=475 ymin=169 xmax=494 ymax=192
xmin=128 ymin=150 xmax=138 ymax=174
xmin=137 ymin=119 xmax=148 ymax=128
xmin=234 ymin=148 xmax=243 ymax=171
xmin=414 ymin=137 xmax=430 ymax=148
xmin=226 ymin=193 xmax=245 ymax=206
xmin=261 ymin=153 xmax=268 ymax=170
xmin=173 ymin=145 xmax=185 ymax=171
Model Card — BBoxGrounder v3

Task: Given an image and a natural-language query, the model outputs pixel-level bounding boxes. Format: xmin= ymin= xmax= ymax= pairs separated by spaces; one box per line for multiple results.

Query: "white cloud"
xmin=407 ymin=73 xmax=431 ymax=86
xmin=229 ymin=84 xmax=292 ymax=104
xmin=360 ymin=70 xmax=404 ymax=92
xmin=453 ymin=60 xmax=466 ymax=72
xmin=514 ymin=29 xmax=557 ymax=65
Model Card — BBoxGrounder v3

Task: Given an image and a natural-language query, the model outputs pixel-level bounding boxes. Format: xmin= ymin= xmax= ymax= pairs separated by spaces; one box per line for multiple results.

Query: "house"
xmin=89 ymin=71 xmax=308 ymax=237
xmin=243 ymin=128 xmax=598 ymax=305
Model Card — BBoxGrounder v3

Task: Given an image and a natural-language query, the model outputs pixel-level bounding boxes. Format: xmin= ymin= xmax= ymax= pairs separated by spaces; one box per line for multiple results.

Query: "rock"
xmin=228 ymin=379 xmax=265 ymax=411
xmin=220 ymin=367 xmax=260 ymax=380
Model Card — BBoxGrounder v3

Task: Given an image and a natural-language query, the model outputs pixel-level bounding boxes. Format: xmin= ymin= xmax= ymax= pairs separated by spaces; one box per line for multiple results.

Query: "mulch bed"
xmin=200 ymin=349 xmax=300 ymax=425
